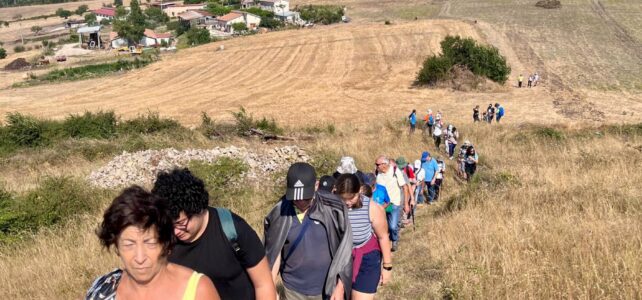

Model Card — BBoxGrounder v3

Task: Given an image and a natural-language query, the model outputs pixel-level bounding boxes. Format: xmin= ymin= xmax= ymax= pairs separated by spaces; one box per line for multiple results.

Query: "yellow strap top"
xmin=182 ymin=272 xmax=203 ymax=300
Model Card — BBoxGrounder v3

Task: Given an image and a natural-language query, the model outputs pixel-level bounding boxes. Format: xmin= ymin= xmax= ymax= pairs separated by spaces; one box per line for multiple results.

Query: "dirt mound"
xmin=436 ymin=65 xmax=504 ymax=92
xmin=3 ymin=58 xmax=31 ymax=71
xmin=535 ymin=0 xmax=561 ymax=9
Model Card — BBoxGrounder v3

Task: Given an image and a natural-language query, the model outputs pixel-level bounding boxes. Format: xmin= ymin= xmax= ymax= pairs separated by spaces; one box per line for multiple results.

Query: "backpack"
xmin=214 ymin=207 xmax=241 ymax=259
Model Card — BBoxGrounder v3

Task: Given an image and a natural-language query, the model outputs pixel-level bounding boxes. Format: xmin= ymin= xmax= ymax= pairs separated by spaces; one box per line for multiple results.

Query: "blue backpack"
xmin=215 ymin=207 xmax=241 ymax=258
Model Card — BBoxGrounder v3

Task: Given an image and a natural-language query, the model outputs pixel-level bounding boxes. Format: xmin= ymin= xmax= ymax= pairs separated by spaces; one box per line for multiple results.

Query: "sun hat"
xmin=336 ymin=156 xmax=358 ymax=174
xmin=395 ymin=157 xmax=408 ymax=168
xmin=286 ymin=162 xmax=316 ymax=201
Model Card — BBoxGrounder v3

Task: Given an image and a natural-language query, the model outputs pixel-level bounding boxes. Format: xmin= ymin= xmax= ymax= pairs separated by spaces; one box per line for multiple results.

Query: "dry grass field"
xmin=0 ymin=0 xmax=641 ymax=299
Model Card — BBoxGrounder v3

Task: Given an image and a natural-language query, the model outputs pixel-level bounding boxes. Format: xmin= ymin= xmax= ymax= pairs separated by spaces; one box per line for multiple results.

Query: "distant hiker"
xmin=420 ymin=151 xmax=439 ymax=205
xmin=473 ymin=105 xmax=480 ymax=122
xmin=518 ymin=74 xmax=524 ymax=88
xmin=434 ymin=157 xmax=446 ymax=201
xmin=86 ymin=186 xmax=220 ymax=300
xmin=534 ymin=72 xmax=540 ymax=86
xmin=433 ymin=123 xmax=443 ymax=148
xmin=264 ymin=162 xmax=352 ymax=300
xmin=424 ymin=109 xmax=434 ymax=135
xmin=457 ymin=141 xmax=471 ymax=179
xmin=319 ymin=175 xmax=336 ymax=193
xmin=435 ymin=111 xmax=443 ymax=127
xmin=447 ymin=126 xmax=459 ymax=159
xmin=413 ymin=160 xmax=425 ymax=205
xmin=152 ymin=168 xmax=276 ymax=300
xmin=482 ymin=111 xmax=488 ymax=123
xmin=408 ymin=109 xmax=417 ymax=134
xmin=375 ymin=155 xmax=411 ymax=252
xmin=486 ymin=104 xmax=495 ymax=123
xmin=528 ymin=74 xmax=533 ymax=88
xmin=495 ymin=103 xmax=505 ymax=123
xmin=464 ymin=146 xmax=479 ymax=181
xmin=335 ymin=174 xmax=393 ymax=298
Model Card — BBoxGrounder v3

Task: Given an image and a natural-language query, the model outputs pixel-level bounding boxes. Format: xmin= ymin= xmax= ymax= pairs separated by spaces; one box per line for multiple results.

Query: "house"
xmin=178 ymin=10 xmax=213 ymax=27
xmin=214 ymin=11 xmax=261 ymax=33
xmin=259 ymin=0 xmax=289 ymax=15
xmin=241 ymin=0 xmax=257 ymax=9
xmin=109 ymin=29 xmax=172 ymax=48
xmin=164 ymin=4 xmax=207 ymax=18
xmin=77 ymin=25 xmax=103 ymax=49
xmin=92 ymin=7 xmax=116 ymax=22
xmin=275 ymin=10 xmax=302 ymax=24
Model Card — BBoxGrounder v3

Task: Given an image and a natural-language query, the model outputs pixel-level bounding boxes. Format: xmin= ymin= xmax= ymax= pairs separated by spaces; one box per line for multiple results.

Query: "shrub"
xmin=13 ymin=45 xmax=25 ymax=52
xmin=184 ymin=27 xmax=211 ymax=46
xmin=206 ymin=2 xmax=232 ymax=16
xmin=232 ymin=22 xmax=248 ymax=32
xmin=384 ymin=20 xmax=391 ymax=25
xmin=417 ymin=55 xmax=452 ymax=85
xmin=75 ymin=4 xmax=89 ymax=15
xmin=117 ymin=112 xmax=181 ymax=134
xmin=99 ymin=18 xmax=112 ymax=26
xmin=188 ymin=158 xmax=248 ymax=203
xmin=534 ymin=127 xmax=565 ymax=141
xmin=298 ymin=5 xmax=344 ymax=25
xmin=198 ymin=111 xmax=234 ymax=138
xmin=231 ymin=106 xmax=284 ymax=136
xmin=62 ymin=111 xmax=118 ymax=139
xmin=260 ymin=17 xmax=283 ymax=29
xmin=5 ymin=113 xmax=45 ymax=147
xmin=0 ymin=47 xmax=6 ymax=59
xmin=417 ymin=35 xmax=510 ymax=85
xmin=55 ymin=8 xmax=72 ymax=19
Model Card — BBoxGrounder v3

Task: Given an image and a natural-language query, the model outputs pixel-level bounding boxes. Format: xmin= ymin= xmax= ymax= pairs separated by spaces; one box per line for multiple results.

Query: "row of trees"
xmin=55 ymin=4 xmax=90 ymax=19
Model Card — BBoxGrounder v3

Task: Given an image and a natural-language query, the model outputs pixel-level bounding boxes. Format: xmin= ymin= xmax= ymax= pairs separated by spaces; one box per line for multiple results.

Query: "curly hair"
xmin=151 ymin=168 xmax=209 ymax=220
xmin=97 ymin=185 xmax=175 ymax=256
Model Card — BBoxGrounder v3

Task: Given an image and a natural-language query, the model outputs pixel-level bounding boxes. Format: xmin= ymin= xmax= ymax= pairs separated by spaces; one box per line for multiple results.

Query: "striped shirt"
xmin=347 ymin=195 xmax=373 ymax=247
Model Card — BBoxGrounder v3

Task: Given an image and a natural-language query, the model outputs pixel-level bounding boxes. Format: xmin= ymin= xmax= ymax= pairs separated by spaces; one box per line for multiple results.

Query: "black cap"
xmin=286 ymin=162 xmax=317 ymax=201
xmin=318 ymin=175 xmax=336 ymax=193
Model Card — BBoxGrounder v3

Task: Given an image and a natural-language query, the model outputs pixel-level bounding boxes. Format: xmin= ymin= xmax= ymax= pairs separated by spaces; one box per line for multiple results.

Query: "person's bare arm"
xmin=371 ymin=202 xmax=392 ymax=284
xmin=270 ymin=254 xmax=281 ymax=288
xmin=196 ymin=275 xmax=221 ymax=300
xmin=330 ymin=279 xmax=345 ymax=300
xmin=247 ymin=257 xmax=277 ymax=300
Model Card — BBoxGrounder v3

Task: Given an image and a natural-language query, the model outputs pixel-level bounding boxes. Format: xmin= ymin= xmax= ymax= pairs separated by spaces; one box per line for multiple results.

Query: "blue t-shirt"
xmin=371 ymin=184 xmax=390 ymax=206
xmin=409 ymin=113 xmax=417 ymax=125
xmin=498 ymin=106 xmax=505 ymax=117
xmin=421 ymin=159 xmax=439 ymax=182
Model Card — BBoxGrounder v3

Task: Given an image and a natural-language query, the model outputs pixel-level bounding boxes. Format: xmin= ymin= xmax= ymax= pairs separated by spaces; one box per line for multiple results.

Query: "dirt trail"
xmin=589 ymin=0 xmax=642 ymax=61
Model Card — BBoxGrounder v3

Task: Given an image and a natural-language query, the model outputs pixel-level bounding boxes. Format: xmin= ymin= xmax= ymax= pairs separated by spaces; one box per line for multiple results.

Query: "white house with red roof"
xmin=92 ymin=7 xmax=117 ymax=22
xmin=109 ymin=28 xmax=173 ymax=48
xmin=214 ymin=11 xmax=261 ymax=33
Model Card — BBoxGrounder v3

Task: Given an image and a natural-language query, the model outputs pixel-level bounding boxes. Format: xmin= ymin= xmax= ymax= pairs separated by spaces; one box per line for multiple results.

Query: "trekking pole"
xmin=411 ymin=204 xmax=416 ymax=232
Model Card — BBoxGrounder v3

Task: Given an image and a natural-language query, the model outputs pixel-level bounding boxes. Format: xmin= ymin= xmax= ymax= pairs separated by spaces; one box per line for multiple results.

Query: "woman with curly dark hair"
xmin=85 ymin=185 xmax=219 ymax=300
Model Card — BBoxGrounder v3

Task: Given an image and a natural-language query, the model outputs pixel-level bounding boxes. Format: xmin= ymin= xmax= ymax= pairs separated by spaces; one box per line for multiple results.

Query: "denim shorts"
xmin=353 ymin=250 xmax=382 ymax=293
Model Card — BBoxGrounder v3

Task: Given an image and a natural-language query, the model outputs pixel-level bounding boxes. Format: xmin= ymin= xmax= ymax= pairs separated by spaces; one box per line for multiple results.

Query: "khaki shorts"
xmin=282 ymin=285 xmax=323 ymax=300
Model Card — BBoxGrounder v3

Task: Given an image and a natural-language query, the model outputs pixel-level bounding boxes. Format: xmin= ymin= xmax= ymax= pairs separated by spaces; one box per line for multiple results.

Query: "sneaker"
xmin=391 ymin=241 xmax=398 ymax=252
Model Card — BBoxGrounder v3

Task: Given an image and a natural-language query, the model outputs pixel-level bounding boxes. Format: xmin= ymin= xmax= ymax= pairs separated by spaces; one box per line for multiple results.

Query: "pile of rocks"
xmin=88 ymin=146 xmax=309 ymax=189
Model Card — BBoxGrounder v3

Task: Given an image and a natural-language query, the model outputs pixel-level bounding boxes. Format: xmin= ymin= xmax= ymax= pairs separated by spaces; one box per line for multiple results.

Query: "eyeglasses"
xmin=174 ymin=216 xmax=191 ymax=231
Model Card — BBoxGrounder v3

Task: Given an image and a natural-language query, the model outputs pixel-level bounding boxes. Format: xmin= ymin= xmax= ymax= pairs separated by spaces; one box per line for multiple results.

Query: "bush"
xmin=231 ymin=106 xmax=283 ymax=136
xmin=232 ymin=22 xmax=247 ymax=32
xmin=62 ymin=111 xmax=117 ymax=139
xmin=5 ymin=113 xmax=45 ymax=147
xmin=188 ymin=158 xmax=248 ymax=203
xmin=0 ymin=47 xmax=6 ymax=59
xmin=298 ymin=5 xmax=344 ymax=25
xmin=118 ymin=112 xmax=181 ymax=134
xmin=206 ymin=2 xmax=232 ymax=16
xmin=13 ymin=45 xmax=25 ymax=52
xmin=184 ymin=27 xmax=211 ymax=46
xmin=260 ymin=17 xmax=283 ymax=29
xmin=417 ymin=35 xmax=510 ymax=85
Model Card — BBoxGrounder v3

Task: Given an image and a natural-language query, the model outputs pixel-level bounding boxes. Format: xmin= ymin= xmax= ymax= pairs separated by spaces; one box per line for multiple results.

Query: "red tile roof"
xmin=144 ymin=28 xmax=172 ymax=39
xmin=92 ymin=7 xmax=116 ymax=17
xmin=217 ymin=12 xmax=243 ymax=22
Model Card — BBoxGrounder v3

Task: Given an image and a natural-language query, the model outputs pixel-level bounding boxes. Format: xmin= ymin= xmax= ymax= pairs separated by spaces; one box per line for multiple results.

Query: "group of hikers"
xmin=517 ymin=73 xmax=540 ymax=88
xmin=87 ymin=149 xmax=476 ymax=300
xmin=473 ymin=103 xmax=505 ymax=124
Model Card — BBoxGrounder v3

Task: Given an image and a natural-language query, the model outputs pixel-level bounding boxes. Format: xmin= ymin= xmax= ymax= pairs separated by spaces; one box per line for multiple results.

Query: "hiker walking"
xmin=434 ymin=157 xmax=446 ymax=201
xmin=433 ymin=123 xmax=443 ymax=149
xmin=457 ymin=141 xmax=471 ymax=179
xmin=495 ymin=103 xmax=505 ymax=123
xmin=86 ymin=186 xmax=220 ymax=300
xmin=447 ymin=126 xmax=459 ymax=159
xmin=435 ymin=111 xmax=443 ymax=127
xmin=420 ymin=151 xmax=440 ymax=205
xmin=423 ymin=109 xmax=434 ymax=136
xmin=534 ymin=72 xmax=540 ymax=86
xmin=486 ymin=104 xmax=495 ymax=124
xmin=518 ymin=74 xmax=524 ymax=88
xmin=464 ymin=146 xmax=479 ymax=182
xmin=375 ymin=156 xmax=411 ymax=252
xmin=473 ymin=105 xmax=480 ymax=122
xmin=408 ymin=109 xmax=417 ymax=135
xmin=264 ymin=162 xmax=352 ymax=300
xmin=335 ymin=174 xmax=394 ymax=299
xmin=412 ymin=160 xmax=426 ymax=205
xmin=152 ymin=169 xmax=277 ymax=300
xmin=528 ymin=74 xmax=533 ymax=88
xmin=396 ymin=157 xmax=416 ymax=227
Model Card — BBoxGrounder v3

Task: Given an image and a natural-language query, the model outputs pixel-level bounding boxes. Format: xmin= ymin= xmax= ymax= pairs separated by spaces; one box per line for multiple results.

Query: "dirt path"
xmin=589 ymin=0 xmax=642 ymax=61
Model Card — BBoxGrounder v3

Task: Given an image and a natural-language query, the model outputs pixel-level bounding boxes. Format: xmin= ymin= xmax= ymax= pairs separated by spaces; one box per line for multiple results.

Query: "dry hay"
xmin=535 ymin=0 xmax=562 ymax=9
xmin=433 ymin=65 xmax=504 ymax=93
xmin=3 ymin=57 xmax=30 ymax=70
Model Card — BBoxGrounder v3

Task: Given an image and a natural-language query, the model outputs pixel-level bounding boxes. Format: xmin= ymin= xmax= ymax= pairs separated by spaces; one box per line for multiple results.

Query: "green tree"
xmin=0 ymin=48 xmax=6 ymax=59
xmin=145 ymin=6 xmax=169 ymax=26
xmin=75 ymin=4 xmax=89 ymax=15
xmin=185 ymin=27 xmax=210 ymax=46
xmin=183 ymin=0 xmax=204 ymax=3
xmin=206 ymin=2 xmax=232 ymax=16
xmin=84 ymin=13 xmax=97 ymax=25
xmin=30 ymin=25 xmax=43 ymax=34
xmin=232 ymin=22 xmax=247 ymax=32
xmin=113 ymin=0 xmax=146 ymax=44
xmin=100 ymin=18 xmax=112 ymax=26
xmin=55 ymin=8 xmax=72 ymax=19
xmin=259 ymin=17 xmax=282 ymax=29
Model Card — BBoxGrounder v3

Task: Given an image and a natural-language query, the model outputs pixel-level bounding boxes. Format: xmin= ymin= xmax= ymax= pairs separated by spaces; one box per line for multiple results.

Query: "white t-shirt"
xmin=436 ymin=162 xmax=445 ymax=179
xmin=376 ymin=166 xmax=407 ymax=206
xmin=415 ymin=167 xmax=425 ymax=182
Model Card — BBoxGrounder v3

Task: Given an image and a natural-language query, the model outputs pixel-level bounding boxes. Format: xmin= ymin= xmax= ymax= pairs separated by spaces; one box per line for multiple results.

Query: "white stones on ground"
xmin=88 ymin=146 xmax=309 ymax=189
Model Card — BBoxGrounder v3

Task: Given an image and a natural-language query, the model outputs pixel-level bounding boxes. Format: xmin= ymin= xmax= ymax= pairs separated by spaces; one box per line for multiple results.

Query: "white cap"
xmin=336 ymin=156 xmax=357 ymax=174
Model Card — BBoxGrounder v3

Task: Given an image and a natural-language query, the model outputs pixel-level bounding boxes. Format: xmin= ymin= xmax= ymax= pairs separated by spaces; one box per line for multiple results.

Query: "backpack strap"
xmin=215 ymin=207 xmax=241 ymax=257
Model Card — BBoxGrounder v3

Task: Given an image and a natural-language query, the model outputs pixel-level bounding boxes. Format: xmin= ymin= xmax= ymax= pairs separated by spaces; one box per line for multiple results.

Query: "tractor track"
xmin=589 ymin=0 xmax=642 ymax=61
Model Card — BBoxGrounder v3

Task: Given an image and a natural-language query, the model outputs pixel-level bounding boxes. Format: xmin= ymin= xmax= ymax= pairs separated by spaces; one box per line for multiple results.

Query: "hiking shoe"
xmin=391 ymin=242 xmax=398 ymax=252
